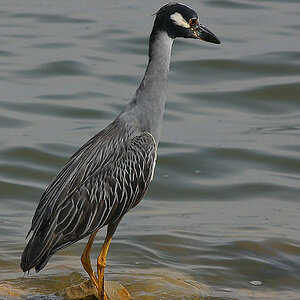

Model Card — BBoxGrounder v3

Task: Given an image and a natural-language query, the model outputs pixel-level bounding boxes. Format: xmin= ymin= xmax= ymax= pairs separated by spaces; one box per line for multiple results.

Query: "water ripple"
xmin=0 ymin=145 xmax=66 ymax=170
xmin=172 ymin=55 xmax=300 ymax=83
xmin=36 ymin=91 xmax=108 ymax=101
xmin=0 ymin=101 xmax=107 ymax=119
xmin=11 ymin=60 xmax=92 ymax=78
xmin=0 ymin=50 xmax=18 ymax=57
xmin=204 ymin=0 xmax=264 ymax=9
xmin=9 ymin=13 xmax=94 ymax=24
xmin=0 ymin=115 xmax=32 ymax=128
xmin=31 ymin=42 xmax=74 ymax=49
xmin=185 ymin=82 xmax=300 ymax=114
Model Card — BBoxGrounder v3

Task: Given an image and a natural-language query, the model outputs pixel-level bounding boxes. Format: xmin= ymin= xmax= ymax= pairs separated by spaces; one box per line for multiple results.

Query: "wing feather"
xmin=27 ymin=119 xmax=132 ymax=238
xmin=21 ymin=130 xmax=157 ymax=272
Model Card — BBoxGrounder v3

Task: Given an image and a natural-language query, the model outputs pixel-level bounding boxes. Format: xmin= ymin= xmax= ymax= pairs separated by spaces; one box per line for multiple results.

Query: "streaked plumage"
xmin=21 ymin=3 xmax=220 ymax=299
xmin=21 ymin=120 xmax=156 ymax=271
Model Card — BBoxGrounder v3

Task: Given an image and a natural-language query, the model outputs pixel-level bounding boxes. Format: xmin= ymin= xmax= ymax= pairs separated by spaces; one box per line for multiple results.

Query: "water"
xmin=1 ymin=0 xmax=300 ymax=299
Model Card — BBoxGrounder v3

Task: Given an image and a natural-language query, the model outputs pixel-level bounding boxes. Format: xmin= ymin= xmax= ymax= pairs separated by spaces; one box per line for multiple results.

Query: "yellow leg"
xmin=81 ymin=231 xmax=99 ymax=288
xmin=97 ymin=235 xmax=112 ymax=300
xmin=96 ymin=221 xmax=120 ymax=300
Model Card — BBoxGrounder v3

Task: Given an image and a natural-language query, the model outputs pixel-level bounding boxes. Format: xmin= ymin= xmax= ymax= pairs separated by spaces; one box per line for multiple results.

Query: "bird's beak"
xmin=193 ymin=24 xmax=221 ymax=44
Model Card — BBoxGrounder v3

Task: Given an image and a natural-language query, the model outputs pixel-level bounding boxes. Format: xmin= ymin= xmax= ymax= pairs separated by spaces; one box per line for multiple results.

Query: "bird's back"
xmin=21 ymin=116 xmax=157 ymax=272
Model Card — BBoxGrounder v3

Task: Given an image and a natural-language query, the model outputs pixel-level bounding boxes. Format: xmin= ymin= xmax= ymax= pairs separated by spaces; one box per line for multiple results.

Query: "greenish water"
xmin=1 ymin=1 xmax=300 ymax=299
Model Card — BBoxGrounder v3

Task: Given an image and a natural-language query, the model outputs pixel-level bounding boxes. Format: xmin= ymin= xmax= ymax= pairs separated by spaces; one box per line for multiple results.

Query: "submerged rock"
xmin=57 ymin=280 xmax=131 ymax=300
xmin=0 ymin=280 xmax=130 ymax=300
xmin=0 ymin=283 xmax=26 ymax=298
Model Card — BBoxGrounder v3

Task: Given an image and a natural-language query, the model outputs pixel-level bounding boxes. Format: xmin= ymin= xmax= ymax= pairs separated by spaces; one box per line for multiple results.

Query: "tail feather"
xmin=21 ymin=232 xmax=52 ymax=272
xmin=20 ymin=228 xmax=88 ymax=272
xmin=21 ymin=209 xmax=59 ymax=272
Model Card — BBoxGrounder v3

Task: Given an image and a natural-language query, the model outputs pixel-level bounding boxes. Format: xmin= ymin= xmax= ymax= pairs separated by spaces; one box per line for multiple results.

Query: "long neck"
xmin=123 ymin=30 xmax=174 ymax=142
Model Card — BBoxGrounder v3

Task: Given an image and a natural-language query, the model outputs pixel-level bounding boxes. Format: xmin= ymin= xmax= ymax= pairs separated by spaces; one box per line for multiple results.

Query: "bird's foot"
xmin=98 ymin=287 xmax=110 ymax=300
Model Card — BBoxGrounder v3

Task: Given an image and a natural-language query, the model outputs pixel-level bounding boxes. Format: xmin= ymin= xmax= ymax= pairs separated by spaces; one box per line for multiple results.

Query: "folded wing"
xmin=21 ymin=127 xmax=157 ymax=272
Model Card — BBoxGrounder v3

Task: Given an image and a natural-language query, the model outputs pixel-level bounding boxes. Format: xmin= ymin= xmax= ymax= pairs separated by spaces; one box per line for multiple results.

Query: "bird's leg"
xmin=81 ymin=230 xmax=99 ymax=288
xmin=97 ymin=235 xmax=111 ymax=300
xmin=97 ymin=221 xmax=120 ymax=300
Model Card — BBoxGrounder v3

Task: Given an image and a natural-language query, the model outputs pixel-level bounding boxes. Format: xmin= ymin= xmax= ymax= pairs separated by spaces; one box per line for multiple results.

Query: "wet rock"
xmin=0 ymin=283 xmax=26 ymax=298
xmin=57 ymin=280 xmax=131 ymax=300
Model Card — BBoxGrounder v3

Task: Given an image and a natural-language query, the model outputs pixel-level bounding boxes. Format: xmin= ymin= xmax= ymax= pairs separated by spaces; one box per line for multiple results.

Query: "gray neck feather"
xmin=121 ymin=31 xmax=174 ymax=142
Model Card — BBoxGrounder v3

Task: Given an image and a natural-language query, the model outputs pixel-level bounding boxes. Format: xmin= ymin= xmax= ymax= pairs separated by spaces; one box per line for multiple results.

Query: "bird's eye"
xmin=189 ymin=18 xmax=198 ymax=27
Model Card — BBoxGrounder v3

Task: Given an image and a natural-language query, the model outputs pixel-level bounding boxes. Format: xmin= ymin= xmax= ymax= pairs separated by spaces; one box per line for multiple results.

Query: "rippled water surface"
xmin=1 ymin=1 xmax=300 ymax=299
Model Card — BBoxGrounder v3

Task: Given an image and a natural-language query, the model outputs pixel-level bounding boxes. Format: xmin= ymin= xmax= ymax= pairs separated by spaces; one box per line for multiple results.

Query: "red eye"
xmin=189 ymin=18 xmax=198 ymax=27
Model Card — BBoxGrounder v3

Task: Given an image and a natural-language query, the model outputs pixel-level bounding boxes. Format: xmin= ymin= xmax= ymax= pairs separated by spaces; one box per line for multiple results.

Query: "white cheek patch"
xmin=170 ymin=12 xmax=190 ymax=28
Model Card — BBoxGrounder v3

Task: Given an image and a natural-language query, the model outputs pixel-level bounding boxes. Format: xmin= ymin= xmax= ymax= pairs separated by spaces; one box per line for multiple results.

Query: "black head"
xmin=152 ymin=3 xmax=220 ymax=44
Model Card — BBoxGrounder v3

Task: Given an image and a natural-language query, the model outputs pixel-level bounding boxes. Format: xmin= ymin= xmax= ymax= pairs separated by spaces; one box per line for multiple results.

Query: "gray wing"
xmin=21 ymin=131 xmax=157 ymax=272
xmin=55 ymin=132 xmax=156 ymax=237
xmin=27 ymin=119 xmax=132 ymax=237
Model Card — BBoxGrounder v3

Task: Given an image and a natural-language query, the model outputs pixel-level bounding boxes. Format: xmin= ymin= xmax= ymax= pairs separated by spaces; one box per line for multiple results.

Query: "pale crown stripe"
xmin=170 ymin=12 xmax=190 ymax=28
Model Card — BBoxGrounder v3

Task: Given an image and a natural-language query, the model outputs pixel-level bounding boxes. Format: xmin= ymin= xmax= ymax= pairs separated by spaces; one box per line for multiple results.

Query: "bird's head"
xmin=153 ymin=2 xmax=220 ymax=44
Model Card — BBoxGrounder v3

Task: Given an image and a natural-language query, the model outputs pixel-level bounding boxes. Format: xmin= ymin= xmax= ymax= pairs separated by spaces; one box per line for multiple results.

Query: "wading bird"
xmin=21 ymin=3 xmax=220 ymax=299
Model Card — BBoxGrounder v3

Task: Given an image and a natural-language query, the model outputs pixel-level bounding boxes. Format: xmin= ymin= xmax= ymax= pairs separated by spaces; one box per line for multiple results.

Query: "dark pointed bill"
xmin=195 ymin=24 xmax=221 ymax=44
